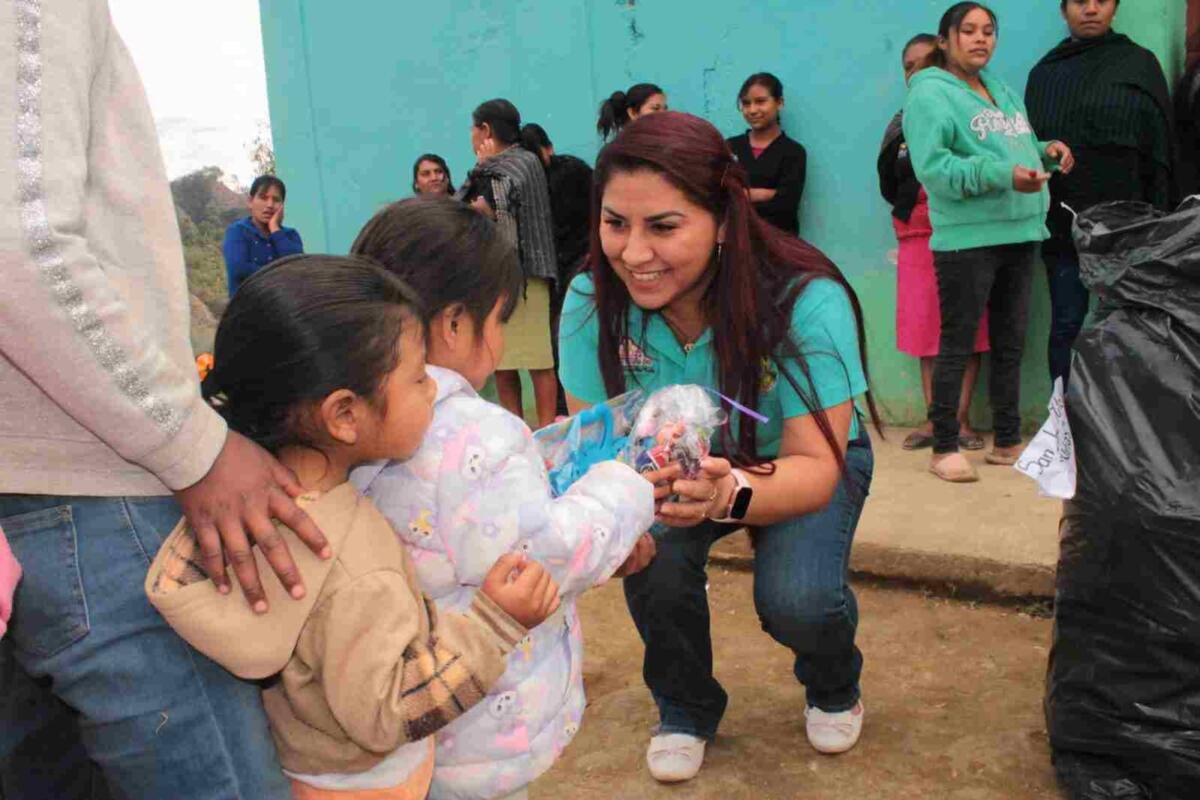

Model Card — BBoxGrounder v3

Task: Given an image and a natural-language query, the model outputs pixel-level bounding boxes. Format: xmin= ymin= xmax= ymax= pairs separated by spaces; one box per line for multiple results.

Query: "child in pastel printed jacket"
xmin=350 ymin=197 xmax=658 ymax=800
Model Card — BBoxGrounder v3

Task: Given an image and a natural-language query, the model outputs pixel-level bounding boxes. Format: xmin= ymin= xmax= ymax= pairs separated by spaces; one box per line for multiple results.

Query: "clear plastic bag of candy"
xmin=533 ymin=385 xmax=727 ymax=497
xmin=619 ymin=385 xmax=726 ymax=479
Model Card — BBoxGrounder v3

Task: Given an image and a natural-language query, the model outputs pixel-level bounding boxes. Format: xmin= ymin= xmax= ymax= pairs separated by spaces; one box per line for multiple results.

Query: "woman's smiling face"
xmin=598 ymin=169 xmax=720 ymax=312
xmin=740 ymin=83 xmax=782 ymax=130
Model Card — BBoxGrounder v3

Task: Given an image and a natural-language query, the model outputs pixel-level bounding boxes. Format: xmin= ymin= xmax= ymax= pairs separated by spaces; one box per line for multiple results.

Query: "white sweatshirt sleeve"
xmin=0 ymin=0 xmax=227 ymax=490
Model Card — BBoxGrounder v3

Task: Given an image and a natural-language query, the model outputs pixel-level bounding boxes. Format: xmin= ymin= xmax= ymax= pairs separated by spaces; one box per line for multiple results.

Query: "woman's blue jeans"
xmin=0 ymin=494 xmax=291 ymax=800
xmin=623 ymin=434 xmax=873 ymax=740
xmin=1043 ymin=239 xmax=1090 ymax=388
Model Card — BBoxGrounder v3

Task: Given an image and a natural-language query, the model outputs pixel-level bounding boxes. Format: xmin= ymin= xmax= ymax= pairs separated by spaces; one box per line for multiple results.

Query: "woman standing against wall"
xmin=597 ymin=83 xmax=668 ymax=140
xmin=520 ymin=121 xmax=595 ymax=416
xmin=519 ymin=123 xmax=594 ymax=294
xmin=879 ymin=35 xmax=987 ymax=451
xmin=560 ymin=111 xmax=878 ymax=783
xmin=412 ymin=153 xmax=454 ymax=195
xmin=903 ymin=2 xmax=1073 ymax=483
xmin=726 ymin=73 xmax=807 ymax=235
xmin=1026 ymin=0 xmax=1176 ymax=387
xmin=458 ymin=99 xmax=560 ymax=427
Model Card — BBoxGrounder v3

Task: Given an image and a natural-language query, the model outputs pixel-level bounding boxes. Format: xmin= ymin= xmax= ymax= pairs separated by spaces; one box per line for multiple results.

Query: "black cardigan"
xmin=1026 ymin=32 xmax=1177 ymax=241
xmin=727 ymin=131 xmax=806 ymax=234
xmin=544 ymin=154 xmax=593 ymax=286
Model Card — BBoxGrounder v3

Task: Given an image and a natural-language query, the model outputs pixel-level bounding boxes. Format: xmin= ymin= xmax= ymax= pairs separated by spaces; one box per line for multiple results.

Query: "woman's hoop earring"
xmin=716 ymin=242 xmax=724 ymax=264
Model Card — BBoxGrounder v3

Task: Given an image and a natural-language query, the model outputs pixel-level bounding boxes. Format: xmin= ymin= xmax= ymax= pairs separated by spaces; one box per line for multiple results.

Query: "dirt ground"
xmin=532 ymin=569 xmax=1061 ymax=800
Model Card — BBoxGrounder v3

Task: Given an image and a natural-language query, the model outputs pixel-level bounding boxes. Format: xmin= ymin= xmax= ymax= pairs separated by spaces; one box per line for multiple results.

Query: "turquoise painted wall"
xmin=259 ymin=0 xmax=1184 ymax=428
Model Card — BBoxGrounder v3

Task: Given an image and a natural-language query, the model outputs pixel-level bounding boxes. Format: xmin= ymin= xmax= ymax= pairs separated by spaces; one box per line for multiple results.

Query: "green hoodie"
xmin=903 ymin=67 xmax=1056 ymax=252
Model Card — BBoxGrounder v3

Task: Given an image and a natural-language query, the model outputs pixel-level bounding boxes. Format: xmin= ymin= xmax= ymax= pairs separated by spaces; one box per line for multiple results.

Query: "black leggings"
xmin=930 ymin=242 xmax=1036 ymax=454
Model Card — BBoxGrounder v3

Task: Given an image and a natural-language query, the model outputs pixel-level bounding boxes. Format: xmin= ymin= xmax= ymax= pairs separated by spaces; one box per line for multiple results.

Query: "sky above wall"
xmin=110 ymin=0 xmax=268 ymax=184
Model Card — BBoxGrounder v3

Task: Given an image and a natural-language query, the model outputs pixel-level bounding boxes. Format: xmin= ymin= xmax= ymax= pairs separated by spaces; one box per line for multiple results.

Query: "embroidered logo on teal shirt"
xmin=620 ymin=338 xmax=655 ymax=373
xmin=760 ymin=357 xmax=778 ymax=393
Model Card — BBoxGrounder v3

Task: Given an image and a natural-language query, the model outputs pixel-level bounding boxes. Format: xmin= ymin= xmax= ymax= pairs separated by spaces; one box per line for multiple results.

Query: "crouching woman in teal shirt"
xmin=558 ymin=111 xmax=879 ymax=784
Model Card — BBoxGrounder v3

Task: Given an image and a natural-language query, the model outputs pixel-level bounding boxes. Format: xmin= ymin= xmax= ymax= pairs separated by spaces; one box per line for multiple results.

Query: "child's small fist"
xmin=481 ymin=553 xmax=560 ymax=629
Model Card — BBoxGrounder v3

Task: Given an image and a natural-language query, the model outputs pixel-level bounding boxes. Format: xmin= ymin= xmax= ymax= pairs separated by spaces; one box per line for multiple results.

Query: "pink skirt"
xmin=894 ymin=200 xmax=989 ymax=358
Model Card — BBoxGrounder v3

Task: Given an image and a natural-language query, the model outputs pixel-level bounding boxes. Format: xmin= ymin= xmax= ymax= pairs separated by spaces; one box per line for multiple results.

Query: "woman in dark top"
xmin=520 ymin=122 xmax=595 ymax=416
xmin=519 ymin=123 xmax=593 ymax=292
xmin=726 ymin=73 xmax=806 ymax=234
xmin=1025 ymin=0 xmax=1176 ymax=386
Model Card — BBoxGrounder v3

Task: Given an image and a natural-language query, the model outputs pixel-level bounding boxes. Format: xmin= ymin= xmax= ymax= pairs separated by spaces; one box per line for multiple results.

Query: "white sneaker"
xmin=805 ymin=700 xmax=864 ymax=754
xmin=646 ymin=732 xmax=707 ymax=783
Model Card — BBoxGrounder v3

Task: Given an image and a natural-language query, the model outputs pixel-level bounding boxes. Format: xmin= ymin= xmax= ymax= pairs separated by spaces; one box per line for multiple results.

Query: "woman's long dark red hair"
xmin=587 ymin=110 xmax=881 ymax=469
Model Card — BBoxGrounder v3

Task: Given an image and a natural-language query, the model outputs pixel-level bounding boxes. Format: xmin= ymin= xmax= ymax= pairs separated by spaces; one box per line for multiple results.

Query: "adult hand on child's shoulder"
xmin=176 ymin=431 xmax=330 ymax=614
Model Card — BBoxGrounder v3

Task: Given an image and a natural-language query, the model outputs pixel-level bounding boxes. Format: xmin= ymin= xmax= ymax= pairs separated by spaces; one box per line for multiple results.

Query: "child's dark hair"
xmin=350 ymin=196 xmax=523 ymax=333
xmin=201 ymin=254 xmax=421 ymax=452
xmin=472 ymin=99 xmax=522 ymax=146
xmin=597 ymin=83 xmax=664 ymax=140
xmin=737 ymin=72 xmax=784 ymax=105
xmin=411 ymin=153 xmax=453 ymax=194
xmin=249 ymin=174 xmax=286 ymax=201
xmin=931 ymin=2 xmax=998 ymax=68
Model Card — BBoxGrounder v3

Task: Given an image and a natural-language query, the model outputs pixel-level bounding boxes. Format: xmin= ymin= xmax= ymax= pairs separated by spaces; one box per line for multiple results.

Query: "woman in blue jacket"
xmin=222 ymin=175 xmax=304 ymax=297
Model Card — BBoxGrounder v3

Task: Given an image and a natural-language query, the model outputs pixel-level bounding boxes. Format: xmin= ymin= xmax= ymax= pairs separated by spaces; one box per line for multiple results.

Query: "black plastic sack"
xmin=1046 ymin=199 xmax=1200 ymax=800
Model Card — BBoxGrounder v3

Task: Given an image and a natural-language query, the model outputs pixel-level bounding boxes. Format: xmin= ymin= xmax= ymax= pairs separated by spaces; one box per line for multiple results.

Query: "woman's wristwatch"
xmin=710 ymin=469 xmax=753 ymax=523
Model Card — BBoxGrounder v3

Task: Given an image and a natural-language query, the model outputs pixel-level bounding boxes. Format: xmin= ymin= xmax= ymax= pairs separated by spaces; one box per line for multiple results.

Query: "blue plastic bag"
xmin=533 ymin=391 xmax=644 ymax=497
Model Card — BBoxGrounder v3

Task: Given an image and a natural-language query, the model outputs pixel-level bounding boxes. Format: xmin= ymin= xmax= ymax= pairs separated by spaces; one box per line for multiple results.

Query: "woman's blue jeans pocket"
xmin=1 ymin=505 xmax=90 ymax=659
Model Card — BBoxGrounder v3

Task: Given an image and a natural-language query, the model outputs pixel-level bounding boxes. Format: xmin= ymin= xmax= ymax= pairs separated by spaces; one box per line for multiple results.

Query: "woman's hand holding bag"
xmin=655 ymin=457 xmax=736 ymax=528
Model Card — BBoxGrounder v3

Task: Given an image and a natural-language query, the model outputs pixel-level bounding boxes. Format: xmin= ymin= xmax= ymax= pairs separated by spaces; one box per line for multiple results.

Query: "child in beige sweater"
xmin=147 ymin=255 xmax=560 ymax=799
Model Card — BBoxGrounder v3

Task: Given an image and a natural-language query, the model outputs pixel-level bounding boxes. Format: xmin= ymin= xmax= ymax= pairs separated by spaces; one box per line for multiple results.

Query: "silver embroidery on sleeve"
xmin=13 ymin=0 xmax=182 ymax=434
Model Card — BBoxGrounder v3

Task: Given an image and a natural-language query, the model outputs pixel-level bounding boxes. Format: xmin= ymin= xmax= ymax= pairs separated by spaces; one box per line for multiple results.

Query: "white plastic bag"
xmin=1014 ymin=378 xmax=1076 ymax=499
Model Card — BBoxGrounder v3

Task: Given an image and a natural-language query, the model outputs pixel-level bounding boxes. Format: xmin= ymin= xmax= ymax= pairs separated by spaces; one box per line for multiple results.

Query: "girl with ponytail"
xmin=596 ymin=82 xmax=667 ymax=140
xmin=558 ymin=110 xmax=879 ymax=783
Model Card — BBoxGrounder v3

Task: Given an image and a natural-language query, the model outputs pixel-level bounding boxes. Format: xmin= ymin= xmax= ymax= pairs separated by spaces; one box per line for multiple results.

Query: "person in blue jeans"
xmin=222 ymin=175 xmax=304 ymax=297
xmin=558 ymin=111 xmax=879 ymax=785
xmin=0 ymin=2 xmax=328 ymax=796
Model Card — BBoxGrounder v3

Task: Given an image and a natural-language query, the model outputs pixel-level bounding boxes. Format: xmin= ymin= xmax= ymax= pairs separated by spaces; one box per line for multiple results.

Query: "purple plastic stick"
xmin=706 ymin=388 xmax=770 ymax=424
